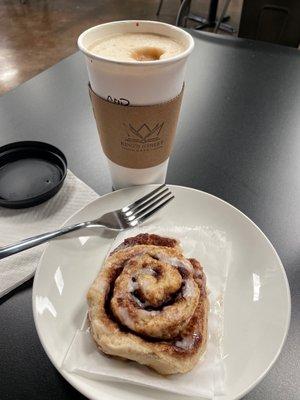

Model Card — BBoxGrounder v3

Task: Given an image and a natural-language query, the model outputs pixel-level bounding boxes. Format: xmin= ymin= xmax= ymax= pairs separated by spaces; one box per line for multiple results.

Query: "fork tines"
xmin=122 ymin=184 xmax=174 ymax=226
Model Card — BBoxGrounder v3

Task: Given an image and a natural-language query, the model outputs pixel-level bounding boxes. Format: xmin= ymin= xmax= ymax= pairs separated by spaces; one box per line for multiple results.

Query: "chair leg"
xmin=214 ymin=0 xmax=232 ymax=32
xmin=176 ymin=0 xmax=192 ymax=27
xmin=156 ymin=0 xmax=164 ymax=16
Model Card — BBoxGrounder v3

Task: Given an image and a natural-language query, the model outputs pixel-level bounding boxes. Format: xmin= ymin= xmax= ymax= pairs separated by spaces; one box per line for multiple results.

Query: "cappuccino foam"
xmin=88 ymin=33 xmax=185 ymax=62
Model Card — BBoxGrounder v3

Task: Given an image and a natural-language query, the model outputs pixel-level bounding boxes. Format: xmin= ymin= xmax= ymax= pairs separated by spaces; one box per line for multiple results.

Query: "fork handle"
xmin=0 ymin=222 xmax=88 ymax=260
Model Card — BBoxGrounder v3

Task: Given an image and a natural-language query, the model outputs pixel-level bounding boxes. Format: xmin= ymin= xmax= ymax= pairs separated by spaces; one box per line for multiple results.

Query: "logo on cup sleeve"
xmin=121 ymin=122 xmax=165 ymax=152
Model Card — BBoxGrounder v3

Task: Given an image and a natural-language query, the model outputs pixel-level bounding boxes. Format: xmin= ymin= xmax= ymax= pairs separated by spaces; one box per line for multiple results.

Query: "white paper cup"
xmin=78 ymin=20 xmax=194 ymax=189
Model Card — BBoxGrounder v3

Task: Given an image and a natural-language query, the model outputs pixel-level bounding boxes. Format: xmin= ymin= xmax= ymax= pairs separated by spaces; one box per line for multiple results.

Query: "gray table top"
xmin=0 ymin=31 xmax=299 ymax=400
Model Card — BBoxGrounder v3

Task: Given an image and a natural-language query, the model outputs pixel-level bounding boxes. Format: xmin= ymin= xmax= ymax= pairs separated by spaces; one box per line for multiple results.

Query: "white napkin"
xmin=63 ymin=225 xmax=231 ymax=398
xmin=0 ymin=170 xmax=98 ymax=298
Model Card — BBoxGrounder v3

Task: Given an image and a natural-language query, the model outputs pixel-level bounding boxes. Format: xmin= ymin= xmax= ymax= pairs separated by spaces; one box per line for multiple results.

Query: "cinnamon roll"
xmin=87 ymin=234 xmax=209 ymax=375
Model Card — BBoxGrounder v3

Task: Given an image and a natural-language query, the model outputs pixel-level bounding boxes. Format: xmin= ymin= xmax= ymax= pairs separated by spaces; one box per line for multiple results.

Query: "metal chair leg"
xmin=176 ymin=0 xmax=192 ymax=27
xmin=156 ymin=0 xmax=164 ymax=16
xmin=214 ymin=0 xmax=232 ymax=32
xmin=176 ymin=0 xmax=235 ymax=32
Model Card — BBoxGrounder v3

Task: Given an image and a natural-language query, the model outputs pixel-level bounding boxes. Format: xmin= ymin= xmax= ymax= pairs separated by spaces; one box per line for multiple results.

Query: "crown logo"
xmin=125 ymin=122 xmax=164 ymax=143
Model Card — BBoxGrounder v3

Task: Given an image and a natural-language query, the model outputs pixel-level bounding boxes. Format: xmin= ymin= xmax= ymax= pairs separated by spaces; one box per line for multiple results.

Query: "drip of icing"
xmin=127 ymin=277 xmax=150 ymax=308
xmin=132 ymin=293 xmax=150 ymax=308
xmin=139 ymin=280 xmax=151 ymax=291
xmin=127 ymin=272 xmax=154 ymax=308
xmin=117 ymin=306 xmax=135 ymax=330
xmin=140 ymin=267 xmax=155 ymax=276
xmin=139 ymin=267 xmax=156 ymax=292
xmin=182 ymin=280 xmax=196 ymax=298
xmin=175 ymin=333 xmax=198 ymax=350
xmin=97 ymin=281 xmax=107 ymax=293
xmin=128 ymin=279 xmax=139 ymax=292
xmin=157 ymin=254 xmax=192 ymax=271
xmin=139 ymin=309 xmax=159 ymax=317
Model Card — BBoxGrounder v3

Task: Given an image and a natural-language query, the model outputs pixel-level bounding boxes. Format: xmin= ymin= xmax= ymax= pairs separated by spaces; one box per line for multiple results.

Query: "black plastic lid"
xmin=0 ymin=141 xmax=67 ymax=209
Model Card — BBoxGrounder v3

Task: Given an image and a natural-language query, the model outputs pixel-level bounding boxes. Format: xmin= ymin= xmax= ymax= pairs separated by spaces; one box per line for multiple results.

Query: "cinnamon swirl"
xmin=87 ymin=233 xmax=209 ymax=375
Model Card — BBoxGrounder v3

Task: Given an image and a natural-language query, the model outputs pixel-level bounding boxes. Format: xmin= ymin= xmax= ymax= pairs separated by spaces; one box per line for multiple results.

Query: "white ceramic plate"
xmin=33 ymin=185 xmax=291 ymax=400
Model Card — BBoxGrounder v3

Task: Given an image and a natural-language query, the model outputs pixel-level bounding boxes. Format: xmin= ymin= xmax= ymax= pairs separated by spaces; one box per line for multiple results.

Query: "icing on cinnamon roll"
xmin=87 ymin=234 xmax=209 ymax=375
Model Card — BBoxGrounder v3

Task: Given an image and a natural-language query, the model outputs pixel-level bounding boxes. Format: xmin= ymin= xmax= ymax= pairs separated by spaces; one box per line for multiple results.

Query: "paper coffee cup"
xmin=78 ymin=20 xmax=194 ymax=189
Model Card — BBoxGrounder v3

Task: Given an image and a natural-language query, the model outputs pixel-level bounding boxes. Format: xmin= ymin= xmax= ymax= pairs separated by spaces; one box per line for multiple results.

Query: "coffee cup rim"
xmin=78 ymin=20 xmax=194 ymax=66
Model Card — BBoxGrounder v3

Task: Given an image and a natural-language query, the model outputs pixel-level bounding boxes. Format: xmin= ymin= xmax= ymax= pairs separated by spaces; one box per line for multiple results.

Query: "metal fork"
xmin=0 ymin=185 xmax=174 ymax=260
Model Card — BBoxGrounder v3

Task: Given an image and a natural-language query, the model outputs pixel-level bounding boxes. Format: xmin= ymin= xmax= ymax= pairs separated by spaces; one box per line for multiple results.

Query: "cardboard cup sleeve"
xmin=89 ymin=85 xmax=184 ymax=169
